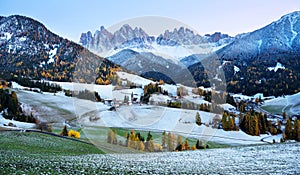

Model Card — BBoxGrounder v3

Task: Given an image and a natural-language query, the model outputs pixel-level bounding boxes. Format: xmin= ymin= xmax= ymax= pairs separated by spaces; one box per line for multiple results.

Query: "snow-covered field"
xmin=116 ymin=71 xmax=178 ymax=96
xmin=263 ymin=92 xmax=300 ymax=115
xmin=10 ymin=76 xmax=285 ymax=146
xmin=0 ymin=114 xmax=36 ymax=129
xmin=12 ymin=82 xmax=266 ymax=145
xmin=79 ymin=105 xmax=276 ymax=146
xmin=1 ymin=141 xmax=299 ymax=174
xmin=16 ymin=90 xmax=109 ymax=123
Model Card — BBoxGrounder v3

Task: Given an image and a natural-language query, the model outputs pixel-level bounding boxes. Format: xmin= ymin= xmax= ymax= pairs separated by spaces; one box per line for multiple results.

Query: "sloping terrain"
xmin=0 ymin=15 xmax=119 ymax=84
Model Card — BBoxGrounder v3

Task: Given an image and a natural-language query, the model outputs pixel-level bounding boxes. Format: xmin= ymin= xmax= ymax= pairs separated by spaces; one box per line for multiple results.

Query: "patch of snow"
xmin=268 ymin=62 xmax=285 ymax=72
xmin=253 ymin=93 xmax=264 ymax=99
xmin=137 ymin=60 xmax=142 ymax=68
xmin=213 ymin=74 xmax=222 ymax=81
xmin=4 ymin=32 xmax=12 ymax=40
xmin=112 ymin=88 xmax=143 ymax=102
xmin=46 ymin=81 xmax=114 ymax=99
xmin=43 ymin=44 xmax=49 ymax=49
xmin=182 ymin=95 xmax=209 ymax=105
xmin=149 ymin=94 xmax=172 ymax=103
xmin=262 ymin=134 xmax=283 ymax=143
xmin=17 ymin=89 xmax=109 ymax=123
xmin=257 ymin=40 xmax=262 ymax=53
xmin=234 ymin=66 xmax=240 ymax=75
xmin=161 ymin=84 xmax=177 ymax=96
xmin=0 ymin=113 xmax=36 ymax=129
xmin=39 ymin=61 xmax=46 ymax=67
xmin=11 ymin=81 xmax=26 ymax=89
xmin=289 ymin=15 xmax=298 ymax=46
xmin=116 ymin=71 xmax=153 ymax=86
xmin=19 ymin=36 xmax=26 ymax=42
xmin=48 ymin=48 xmax=57 ymax=64
xmin=8 ymin=44 xmax=14 ymax=51
xmin=221 ymin=103 xmax=236 ymax=111
xmin=222 ymin=60 xmax=230 ymax=66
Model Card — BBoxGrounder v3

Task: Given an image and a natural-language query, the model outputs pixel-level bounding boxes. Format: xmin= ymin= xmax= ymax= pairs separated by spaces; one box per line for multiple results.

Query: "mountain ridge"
xmin=189 ymin=11 xmax=300 ymax=96
xmin=0 ymin=15 xmax=119 ymax=84
xmin=79 ymin=25 xmax=234 ymax=58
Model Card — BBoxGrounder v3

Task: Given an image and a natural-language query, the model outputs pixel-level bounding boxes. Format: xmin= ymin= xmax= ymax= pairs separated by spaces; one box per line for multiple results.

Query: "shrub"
xmin=68 ymin=130 xmax=80 ymax=138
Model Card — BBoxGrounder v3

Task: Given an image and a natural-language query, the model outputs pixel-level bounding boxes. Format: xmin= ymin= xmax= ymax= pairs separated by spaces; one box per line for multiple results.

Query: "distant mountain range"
xmin=1 ymin=11 xmax=300 ymax=97
xmin=0 ymin=15 xmax=118 ymax=84
xmin=80 ymin=25 xmax=234 ymax=60
xmin=81 ymin=11 xmax=300 ymax=96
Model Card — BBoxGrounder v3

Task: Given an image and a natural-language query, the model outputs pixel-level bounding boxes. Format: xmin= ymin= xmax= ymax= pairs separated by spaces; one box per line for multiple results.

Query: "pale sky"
xmin=0 ymin=0 xmax=299 ymax=42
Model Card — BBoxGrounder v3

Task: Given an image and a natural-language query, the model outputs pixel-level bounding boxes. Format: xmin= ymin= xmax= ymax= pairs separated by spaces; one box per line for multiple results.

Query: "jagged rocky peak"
xmin=157 ymin=26 xmax=204 ymax=45
xmin=79 ymin=24 xmax=234 ymax=56
xmin=114 ymin=24 xmax=150 ymax=43
xmin=79 ymin=24 xmax=154 ymax=54
xmin=204 ymin=32 xmax=232 ymax=42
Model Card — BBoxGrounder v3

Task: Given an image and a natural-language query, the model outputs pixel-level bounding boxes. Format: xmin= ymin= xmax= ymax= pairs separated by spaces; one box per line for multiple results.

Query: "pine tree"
xmin=285 ymin=118 xmax=293 ymax=140
xmin=148 ymin=140 xmax=154 ymax=152
xmin=259 ymin=113 xmax=268 ymax=134
xmin=254 ymin=116 xmax=260 ymax=136
xmin=128 ymin=130 xmax=136 ymax=148
xmin=229 ymin=117 xmax=235 ymax=130
xmin=195 ymin=112 xmax=201 ymax=125
xmin=112 ymin=128 xmax=117 ymax=144
xmin=196 ymin=140 xmax=204 ymax=149
xmin=137 ymin=141 xmax=145 ymax=151
xmin=184 ymin=139 xmax=190 ymax=150
xmin=222 ymin=112 xmax=229 ymax=131
xmin=282 ymin=111 xmax=287 ymax=120
xmin=167 ymin=132 xmax=174 ymax=151
xmin=146 ymin=131 xmax=152 ymax=141
xmin=107 ymin=130 xmax=112 ymax=144
xmin=177 ymin=134 xmax=182 ymax=147
xmin=124 ymin=95 xmax=129 ymax=104
xmin=162 ymin=130 xmax=166 ymax=148
xmin=8 ymin=91 xmax=19 ymax=115
xmin=296 ymin=120 xmax=300 ymax=141
xmin=293 ymin=119 xmax=298 ymax=140
xmin=60 ymin=125 xmax=68 ymax=136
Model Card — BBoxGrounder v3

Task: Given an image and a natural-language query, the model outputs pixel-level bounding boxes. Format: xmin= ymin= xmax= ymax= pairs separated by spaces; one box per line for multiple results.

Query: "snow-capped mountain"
xmin=217 ymin=11 xmax=300 ymax=61
xmin=189 ymin=11 xmax=300 ymax=96
xmin=107 ymin=49 xmax=187 ymax=84
xmin=80 ymin=25 xmax=155 ymax=56
xmin=0 ymin=15 xmax=118 ymax=83
xmin=79 ymin=25 xmax=234 ymax=60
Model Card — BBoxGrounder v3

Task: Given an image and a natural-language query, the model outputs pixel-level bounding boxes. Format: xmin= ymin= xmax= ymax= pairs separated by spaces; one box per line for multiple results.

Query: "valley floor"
xmin=7 ymin=89 xmax=283 ymax=146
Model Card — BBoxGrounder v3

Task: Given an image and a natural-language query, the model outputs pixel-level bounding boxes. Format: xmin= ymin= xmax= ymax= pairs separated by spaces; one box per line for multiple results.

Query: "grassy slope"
xmin=0 ymin=131 xmax=106 ymax=174
xmin=0 ymin=131 xmax=104 ymax=155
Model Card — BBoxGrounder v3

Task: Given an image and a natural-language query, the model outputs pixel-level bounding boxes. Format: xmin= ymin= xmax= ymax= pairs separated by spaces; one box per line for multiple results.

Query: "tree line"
xmin=107 ymin=128 xmax=209 ymax=152
xmin=0 ymin=88 xmax=35 ymax=123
